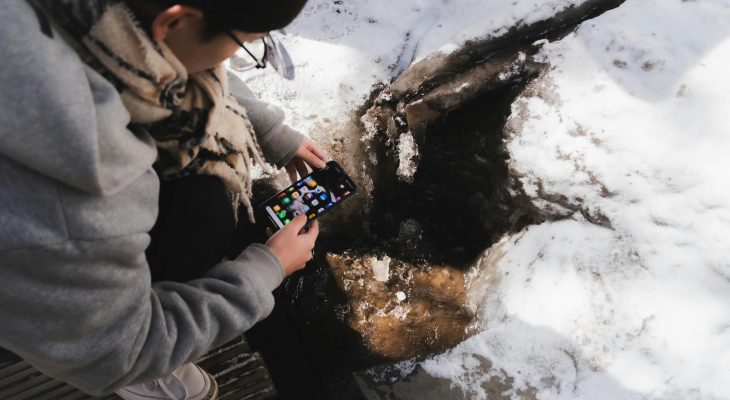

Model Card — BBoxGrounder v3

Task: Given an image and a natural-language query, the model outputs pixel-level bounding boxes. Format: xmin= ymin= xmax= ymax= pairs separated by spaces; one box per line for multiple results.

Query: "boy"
xmin=0 ymin=0 xmax=325 ymax=398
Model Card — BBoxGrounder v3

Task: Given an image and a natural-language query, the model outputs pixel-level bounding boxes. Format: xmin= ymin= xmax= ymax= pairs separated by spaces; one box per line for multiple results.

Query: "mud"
xmin=327 ymin=253 xmax=473 ymax=360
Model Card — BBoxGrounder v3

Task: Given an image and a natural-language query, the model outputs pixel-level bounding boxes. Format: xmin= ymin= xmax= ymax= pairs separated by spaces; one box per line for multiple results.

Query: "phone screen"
xmin=258 ymin=161 xmax=357 ymax=230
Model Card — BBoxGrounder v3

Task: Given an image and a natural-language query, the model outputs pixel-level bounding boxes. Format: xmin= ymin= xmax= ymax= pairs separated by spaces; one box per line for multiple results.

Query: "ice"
xmin=396 ymin=132 xmax=419 ymax=183
xmin=372 ymin=256 xmax=391 ymax=282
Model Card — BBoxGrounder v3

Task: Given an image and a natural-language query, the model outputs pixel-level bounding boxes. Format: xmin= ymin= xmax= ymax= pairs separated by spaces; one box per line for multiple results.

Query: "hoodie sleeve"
xmin=0 ymin=0 xmax=284 ymax=395
xmin=0 ymin=240 xmax=284 ymax=396
xmin=228 ymin=72 xmax=305 ymax=169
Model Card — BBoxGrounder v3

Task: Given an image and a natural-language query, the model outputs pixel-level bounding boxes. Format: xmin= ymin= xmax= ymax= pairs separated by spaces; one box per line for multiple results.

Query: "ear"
xmin=150 ymin=5 xmax=204 ymax=42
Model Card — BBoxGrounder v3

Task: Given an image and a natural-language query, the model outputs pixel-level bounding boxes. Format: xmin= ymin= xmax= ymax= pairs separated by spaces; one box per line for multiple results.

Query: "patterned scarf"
xmin=35 ymin=0 xmax=266 ymax=221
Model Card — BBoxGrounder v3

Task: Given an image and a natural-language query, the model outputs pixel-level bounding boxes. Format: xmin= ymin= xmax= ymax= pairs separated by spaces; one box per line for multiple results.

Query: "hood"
xmin=0 ymin=0 xmax=157 ymax=196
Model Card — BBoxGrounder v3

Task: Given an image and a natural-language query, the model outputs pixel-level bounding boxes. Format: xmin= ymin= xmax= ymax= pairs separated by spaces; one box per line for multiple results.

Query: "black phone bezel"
xmin=257 ymin=161 xmax=357 ymax=230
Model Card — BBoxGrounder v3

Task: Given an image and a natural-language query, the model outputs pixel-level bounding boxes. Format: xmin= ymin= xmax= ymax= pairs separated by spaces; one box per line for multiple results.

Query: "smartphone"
xmin=258 ymin=161 xmax=357 ymax=231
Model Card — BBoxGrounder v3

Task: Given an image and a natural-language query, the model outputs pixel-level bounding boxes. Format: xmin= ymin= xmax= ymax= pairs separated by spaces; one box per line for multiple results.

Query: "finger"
xmin=285 ymin=214 xmax=309 ymax=232
xmin=285 ymin=163 xmax=298 ymax=184
xmin=295 ymin=159 xmax=310 ymax=179
xmin=307 ymin=142 xmax=330 ymax=163
xmin=299 ymin=148 xmax=327 ymax=169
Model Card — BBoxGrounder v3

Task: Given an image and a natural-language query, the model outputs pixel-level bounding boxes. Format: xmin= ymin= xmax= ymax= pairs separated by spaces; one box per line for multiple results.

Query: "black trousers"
xmin=146 ymin=175 xmax=326 ymax=399
xmin=146 ymin=175 xmax=265 ymax=283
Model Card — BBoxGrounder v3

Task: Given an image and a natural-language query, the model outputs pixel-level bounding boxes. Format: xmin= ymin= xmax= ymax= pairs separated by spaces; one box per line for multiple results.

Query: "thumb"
xmin=287 ymin=214 xmax=309 ymax=231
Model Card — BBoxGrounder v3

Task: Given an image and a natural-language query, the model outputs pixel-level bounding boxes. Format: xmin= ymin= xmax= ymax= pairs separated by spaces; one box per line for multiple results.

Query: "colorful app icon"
xmin=326 ymin=202 xmax=333 ymax=208
xmin=318 ymin=208 xmax=325 ymax=213
xmin=308 ymin=180 xmax=318 ymax=188
xmin=335 ymin=197 xmax=342 ymax=202
xmin=302 ymin=205 xmax=311 ymax=212
xmin=304 ymin=193 xmax=315 ymax=201
xmin=277 ymin=211 xmax=287 ymax=219
xmin=283 ymin=219 xmax=291 ymax=225
xmin=292 ymin=192 xmax=300 ymax=199
xmin=297 ymin=181 xmax=305 ymax=187
xmin=344 ymin=191 xmax=351 ymax=196
xmin=279 ymin=193 xmax=287 ymax=198
xmin=273 ymin=205 xmax=281 ymax=212
xmin=308 ymin=213 xmax=316 ymax=219
xmin=311 ymin=200 xmax=319 ymax=207
xmin=288 ymin=187 xmax=295 ymax=193
xmin=282 ymin=197 xmax=292 ymax=205
xmin=315 ymin=187 xmax=324 ymax=193
xmin=319 ymin=194 xmax=328 ymax=201
xmin=293 ymin=211 xmax=301 ymax=217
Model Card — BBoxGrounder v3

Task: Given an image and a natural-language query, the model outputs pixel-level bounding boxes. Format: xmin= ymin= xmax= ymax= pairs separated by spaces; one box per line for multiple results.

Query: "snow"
xmin=422 ymin=0 xmax=730 ymax=398
xmin=233 ymin=0 xmax=592 ymax=133
xmin=396 ymin=131 xmax=419 ymax=183
xmin=232 ymin=0 xmax=730 ymax=398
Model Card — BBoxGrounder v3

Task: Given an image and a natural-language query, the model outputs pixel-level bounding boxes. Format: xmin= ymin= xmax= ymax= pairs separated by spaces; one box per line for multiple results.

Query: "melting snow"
xmin=235 ymin=0 xmax=730 ymax=398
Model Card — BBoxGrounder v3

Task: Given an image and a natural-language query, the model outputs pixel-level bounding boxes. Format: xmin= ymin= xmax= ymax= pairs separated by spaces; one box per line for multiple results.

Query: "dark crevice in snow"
xmin=366 ymin=79 xmax=538 ymax=267
xmin=357 ymin=0 xmax=627 ymax=267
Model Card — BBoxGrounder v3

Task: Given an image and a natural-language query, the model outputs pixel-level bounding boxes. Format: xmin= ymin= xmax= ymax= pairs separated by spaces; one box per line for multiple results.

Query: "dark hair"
xmin=152 ymin=0 xmax=309 ymax=33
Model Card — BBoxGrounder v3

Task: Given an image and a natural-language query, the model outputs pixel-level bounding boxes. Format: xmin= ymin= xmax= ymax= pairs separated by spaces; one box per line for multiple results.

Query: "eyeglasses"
xmin=227 ymin=31 xmax=295 ymax=80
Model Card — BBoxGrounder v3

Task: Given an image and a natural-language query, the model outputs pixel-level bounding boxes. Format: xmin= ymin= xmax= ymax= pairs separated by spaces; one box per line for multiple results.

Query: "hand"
xmin=285 ymin=137 xmax=329 ymax=184
xmin=265 ymin=215 xmax=319 ymax=276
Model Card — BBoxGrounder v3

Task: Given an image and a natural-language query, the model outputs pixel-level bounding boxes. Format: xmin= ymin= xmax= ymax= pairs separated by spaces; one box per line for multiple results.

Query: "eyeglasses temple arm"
xmin=226 ymin=31 xmax=266 ymax=69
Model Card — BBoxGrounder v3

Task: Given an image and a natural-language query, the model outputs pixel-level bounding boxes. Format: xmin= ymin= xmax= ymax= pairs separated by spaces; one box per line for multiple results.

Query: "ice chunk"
xmin=372 ymin=256 xmax=391 ymax=282
xmin=396 ymin=131 xmax=419 ymax=183
xmin=396 ymin=291 xmax=407 ymax=302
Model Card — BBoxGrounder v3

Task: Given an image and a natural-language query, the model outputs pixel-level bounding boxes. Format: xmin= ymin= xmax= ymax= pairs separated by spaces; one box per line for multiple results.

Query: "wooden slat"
xmin=0 ymin=363 xmax=34 ymax=387
xmin=7 ymin=377 xmax=68 ymax=400
xmin=0 ymin=335 xmax=275 ymax=400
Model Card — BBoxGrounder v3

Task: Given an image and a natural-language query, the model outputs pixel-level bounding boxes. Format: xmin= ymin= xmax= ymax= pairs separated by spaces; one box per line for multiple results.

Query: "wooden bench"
xmin=0 ymin=335 xmax=276 ymax=400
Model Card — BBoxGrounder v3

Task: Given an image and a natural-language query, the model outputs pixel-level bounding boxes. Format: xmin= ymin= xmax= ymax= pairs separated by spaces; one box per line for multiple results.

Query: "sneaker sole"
xmin=203 ymin=371 xmax=218 ymax=400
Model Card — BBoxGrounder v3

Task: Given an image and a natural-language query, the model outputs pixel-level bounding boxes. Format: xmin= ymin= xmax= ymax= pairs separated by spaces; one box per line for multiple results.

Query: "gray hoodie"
xmin=0 ymin=0 xmax=304 ymax=395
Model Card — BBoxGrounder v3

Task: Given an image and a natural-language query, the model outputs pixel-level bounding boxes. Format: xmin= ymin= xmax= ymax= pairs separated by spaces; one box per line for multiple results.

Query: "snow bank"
xmin=234 ymin=0 xmax=593 ymax=133
xmin=420 ymin=0 xmax=730 ymax=398
xmin=234 ymin=0 xmax=730 ymax=398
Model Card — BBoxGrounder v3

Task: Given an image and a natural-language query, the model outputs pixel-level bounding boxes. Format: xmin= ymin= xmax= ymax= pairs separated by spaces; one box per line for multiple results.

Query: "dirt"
xmin=327 ymin=253 xmax=473 ymax=360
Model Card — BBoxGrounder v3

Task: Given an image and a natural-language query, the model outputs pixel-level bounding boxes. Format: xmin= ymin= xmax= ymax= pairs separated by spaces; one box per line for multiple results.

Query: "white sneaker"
xmin=115 ymin=363 xmax=218 ymax=400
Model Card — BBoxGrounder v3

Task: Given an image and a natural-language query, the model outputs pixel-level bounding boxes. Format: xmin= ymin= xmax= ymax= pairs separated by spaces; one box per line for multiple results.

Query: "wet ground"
xmin=327 ymin=253 xmax=472 ymax=360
